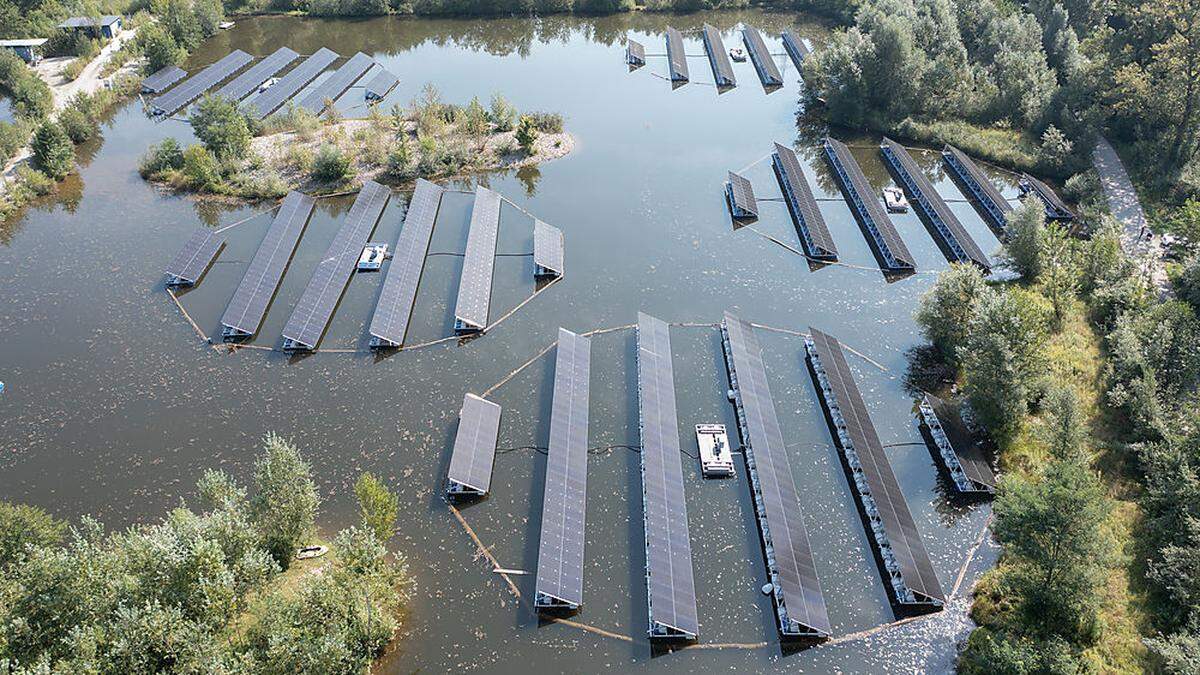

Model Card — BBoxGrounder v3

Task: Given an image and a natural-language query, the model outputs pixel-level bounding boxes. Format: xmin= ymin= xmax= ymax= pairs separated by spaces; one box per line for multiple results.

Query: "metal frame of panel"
xmin=823 ymin=137 xmax=915 ymax=271
xmin=781 ymin=30 xmax=809 ymax=73
xmin=141 ymin=66 xmax=186 ymax=94
xmin=368 ymin=178 xmax=444 ymax=348
xmin=446 ymin=393 xmax=502 ymax=497
xmin=362 ymin=64 xmax=399 ymax=102
xmin=535 ymin=328 xmax=591 ymax=611
xmin=626 ymin=38 xmax=646 ymax=67
xmin=721 ymin=312 xmax=832 ymax=638
xmin=1020 ymin=172 xmax=1076 ymax=221
xmin=701 ymin=24 xmax=736 ymax=88
xmin=245 ymin=47 xmax=339 ymax=120
xmin=726 ymin=171 xmax=758 ymax=220
xmin=297 ymin=51 xmax=374 ymax=115
xmin=773 ymin=142 xmax=837 ymax=260
xmin=880 ymin=138 xmax=990 ymax=270
xmin=636 ymin=312 xmax=700 ymax=640
xmin=151 ymin=50 xmax=252 ymax=116
xmin=805 ymin=327 xmax=945 ymax=608
xmin=533 ymin=219 xmax=564 ymax=278
xmin=165 ymin=229 xmax=223 ymax=286
xmin=918 ymin=394 xmax=996 ymax=494
xmin=281 ymin=181 xmax=390 ymax=350
xmin=942 ymin=145 xmax=1012 ymax=238
xmin=665 ymin=27 xmax=689 ymax=82
xmin=452 ymin=186 xmax=501 ymax=332
xmin=214 ymin=47 xmax=300 ymax=102
xmin=743 ymin=26 xmax=783 ymax=87
xmin=221 ymin=191 xmax=316 ymax=339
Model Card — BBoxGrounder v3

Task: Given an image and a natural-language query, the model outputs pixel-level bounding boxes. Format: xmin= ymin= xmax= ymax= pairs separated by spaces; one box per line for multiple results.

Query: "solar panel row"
xmin=726 ymin=171 xmax=758 ymax=219
xmin=781 ymin=30 xmax=809 ymax=74
xmin=214 ymin=47 xmax=300 ymax=102
xmin=626 ymin=38 xmax=646 ymax=67
xmin=722 ymin=312 xmax=832 ymax=638
xmin=773 ymin=142 xmax=837 ymax=260
xmin=297 ymin=51 xmax=374 ymax=115
xmin=533 ymin=219 xmax=564 ymax=278
xmin=665 ymin=27 xmax=689 ymax=82
xmin=701 ymin=24 xmax=736 ymax=88
xmin=368 ymin=178 xmax=444 ymax=348
xmin=282 ymin=181 xmax=390 ymax=350
xmin=452 ymin=186 xmax=502 ymax=332
xmin=942 ymin=145 xmax=1012 ymax=238
xmin=1021 ymin=172 xmax=1075 ymax=221
xmin=446 ymin=393 xmax=502 ymax=497
xmin=806 ymin=328 xmax=945 ymax=608
xmin=535 ymin=328 xmax=591 ymax=611
xmin=221 ymin=191 xmax=316 ymax=339
xmin=919 ymin=394 xmax=996 ymax=494
xmin=637 ymin=312 xmax=700 ymax=640
xmin=164 ymin=229 xmax=223 ymax=286
xmin=742 ymin=26 xmax=783 ymax=87
xmin=152 ymin=50 xmax=253 ymax=116
xmin=246 ymin=47 xmax=339 ymax=120
xmin=823 ymin=137 xmax=916 ymax=271
xmin=141 ymin=65 xmax=186 ymax=94
xmin=362 ymin=64 xmax=400 ymax=101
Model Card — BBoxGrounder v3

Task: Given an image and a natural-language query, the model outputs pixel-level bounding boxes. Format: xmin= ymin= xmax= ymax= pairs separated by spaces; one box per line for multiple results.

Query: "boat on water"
xmin=883 ymin=186 xmax=909 ymax=213
xmin=218 ymin=21 xmax=235 ymax=29
xmin=729 ymin=47 xmax=746 ymax=62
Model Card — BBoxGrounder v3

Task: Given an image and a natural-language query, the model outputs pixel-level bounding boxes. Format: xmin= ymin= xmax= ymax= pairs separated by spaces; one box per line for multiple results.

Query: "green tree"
xmin=1043 ymin=385 xmax=1085 ymax=459
xmin=250 ymin=433 xmax=320 ymax=567
xmin=1179 ymin=256 xmax=1200 ymax=310
xmin=354 ymin=473 xmax=399 ymax=542
xmin=312 ymin=144 xmax=351 ymax=183
xmin=915 ymin=262 xmax=990 ymax=364
xmin=181 ymin=144 xmax=221 ymax=190
xmin=515 ymin=114 xmax=538 ymax=153
xmin=489 ymin=92 xmax=516 ymax=132
xmin=1005 ymin=198 xmax=1049 ymax=280
xmin=31 ymin=121 xmax=74 ymax=180
xmin=139 ymin=24 xmax=186 ymax=74
xmin=190 ymin=95 xmax=251 ymax=159
xmin=0 ymin=502 xmax=64 ymax=568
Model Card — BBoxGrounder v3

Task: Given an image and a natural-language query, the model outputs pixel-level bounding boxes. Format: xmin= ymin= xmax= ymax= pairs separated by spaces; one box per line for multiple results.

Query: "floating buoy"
xmin=760 ymin=582 xmax=773 ymax=595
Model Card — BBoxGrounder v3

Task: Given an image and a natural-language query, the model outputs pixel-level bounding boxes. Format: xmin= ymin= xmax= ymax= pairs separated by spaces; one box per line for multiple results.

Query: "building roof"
xmin=58 ymin=15 xmax=121 ymax=29
xmin=0 ymin=39 xmax=49 ymax=47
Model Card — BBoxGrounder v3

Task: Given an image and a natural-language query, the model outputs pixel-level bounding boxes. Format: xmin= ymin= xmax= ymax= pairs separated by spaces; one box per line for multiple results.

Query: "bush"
xmin=1004 ymin=198 xmax=1049 ymax=280
xmin=526 ymin=111 xmax=564 ymax=134
xmin=515 ymin=115 xmax=539 ymax=154
xmin=0 ymin=49 xmax=52 ymax=120
xmin=181 ymin=144 xmax=221 ymax=190
xmin=489 ymin=92 xmax=516 ymax=132
xmin=16 ymin=166 xmax=55 ymax=196
xmin=31 ymin=121 xmax=74 ymax=180
xmin=1179 ymin=257 xmax=1200 ymax=311
xmin=0 ymin=501 xmax=64 ymax=568
xmin=311 ymin=144 xmax=352 ymax=183
xmin=58 ymin=106 xmax=94 ymax=144
xmin=138 ymin=24 xmax=186 ymax=74
xmin=0 ymin=120 xmax=26 ymax=164
xmin=355 ymin=473 xmax=398 ymax=542
xmin=139 ymin=137 xmax=185 ymax=177
xmin=190 ymin=95 xmax=252 ymax=159
xmin=915 ymin=263 xmax=989 ymax=364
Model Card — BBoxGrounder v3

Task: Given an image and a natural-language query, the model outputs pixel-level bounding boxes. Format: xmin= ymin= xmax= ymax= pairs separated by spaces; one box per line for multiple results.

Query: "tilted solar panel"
xmin=446 ymin=393 xmax=502 ymax=497
xmin=726 ymin=171 xmax=758 ymax=219
xmin=152 ymin=50 xmax=252 ymax=116
xmin=141 ymin=66 xmax=186 ymax=94
xmin=626 ymin=38 xmax=646 ymax=66
xmin=1021 ymin=172 xmax=1076 ymax=221
xmin=535 ymin=328 xmax=591 ymax=610
xmin=743 ymin=26 xmax=783 ymax=87
xmin=452 ymin=186 xmax=501 ymax=331
xmin=214 ymin=47 xmax=300 ymax=102
xmin=297 ymin=52 xmax=374 ymax=115
xmin=781 ymin=30 xmax=810 ymax=74
xmin=362 ymin=64 xmax=400 ymax=100
xmin=368 ymin=178 xmax=444 ymax=347
xmin=245 ymin=48 xmax=339 ymax=120
xmin=165 ymin=229 xmax=223 ymax=286
xmin=637 ymin=312 xmax=700 ymax=640
xmin=701 ymin=24 xmax=736 ymax=87
xmin=533 ymin=219 xmax=564 ymax=277
xmin=665 ymin=27 xmax=689 ymax=82
xmin=773 ymin=142 xmax=837 ymax=260
xmin=823 ymin=137 xmax=915 ymax=271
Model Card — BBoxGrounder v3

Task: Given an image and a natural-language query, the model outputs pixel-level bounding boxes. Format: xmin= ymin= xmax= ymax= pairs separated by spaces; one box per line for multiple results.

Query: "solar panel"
xmin=726 ymin=171 xmax=758 ymax=220
xmin=452 ymin=186 xmax=501 ymax=332
xmin=213 ymin=47 xmax=300 ymax=102
xmin=919 ymin=394 xmax=996 ymax=494
xmin=781 ymin=30 xmax=810 ymax=73
xmin=742 ymin=26 xmax=783 ymax=87
xmin=297 ymin=52 xmax=374 ymax=115
xmin=368 ymin=178 xmax=444 ymax=348
xmin=164 ymin=229 xmax=223 ymax=286
xmin=362 ymin=64 xmax=399 ymax=101
xmin=823 ymin=137 xmax=915 ymax=271
xmin=245 ymin=47 xmax=339 ymax=120
xmin=773 ymin=142 xmax=837 ymax=260
xmin=942 ymin=145 xmax=1012 ymax=237
xmin=1020 ymin=172 xmax=1075 ymax=221
xmin=533 ymin=219 xmax=564 ymax=278
xmin=535 ymin=328 xmax=591 ymax=611
xmin=281 ymin=181 xmax=390 ymax=350
xmin=637 ymin=313 xmax=700 ymax=640
xmin=626 ymin=38 xmax=646 ymax=67
xmin=446 ymin=393 xmax=502 ymax=497
xmin=141 ymin=66 xmax=186 ymax=94
xmin=881 ymin=138 xmax=990 ymax=269
xmin=665 ymin=27 xmax=689 ymax=82
xmin=151 ymin=50 xmax=252 ymax=116
xmin=806 ymin=328 xmax=945 ymax=607
xmin=221 ymin=191 xmax=316 ymax=339
xmin=701 ymin=24 xmax=736 ymax=88
xmin=721 ymin=312 xmax=831 ymax=638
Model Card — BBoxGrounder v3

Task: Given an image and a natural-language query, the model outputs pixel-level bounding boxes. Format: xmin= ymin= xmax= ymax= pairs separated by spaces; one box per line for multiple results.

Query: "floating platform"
xmin=701 ymin=24 xmax=737 ymax=88
xmin=368 ymin=178 xmax=443 ymax=348
xmin=297 ymin=51 xmax=374 ymax=115
xmin=151 ymin=50 xmax=252 ymax=116
xmin=453 ymin=186 xmax=502 ymax=333
xmin=245 ymin=47 xmax=339 ymax=120
xmin=805 ymin=328 xmax=945 ymax=610
xmin=665 ymin=27 xmax=689 ymax=83
xmin=164 ymin=229 xmax=223 ymax=287
xmin=695 ymin=424 xmax=735 ymax=477
xmin=880 ymin=137 xmax=990 ymax=270
xmin=781 ymin=30 xmax=809 ymax=74
xmin=726 ymin=171 xmax=758 ymax=220
xmin=918 ymin=395 xmax=996 ymax=495
xmin=742 ymin=26 xmax=783 ymax=88
xmin=214 ymin=47 xmax=300 ymax=102
xmin=362 ymin=64 xmax=399 ymax=102
xmin=446 ymin=393 xmax=502 ymax=498
xmin=942 ymin=144 xmax=1012 ymax=238
xmin=535 ymin=328 xmax=592 ymax=611
xmin=636 ymin=313 xmax=700 ymax=640
xmin=626 ymin=38 xmax=646 ymax=67
xmin=1020 ymin=173 xmax=1076 ymax=221
xmin=721 ymin=312 xmax=832 ymax=639
xmin=141 ymin=66 xmax=186 ymax=94
xmin=823 ymin=137 xmax=915 ymax=272
xmin=774 ymin=142 xmax=838 ymax=260
xmin=533 ymin=219 xmax=564 ymax=278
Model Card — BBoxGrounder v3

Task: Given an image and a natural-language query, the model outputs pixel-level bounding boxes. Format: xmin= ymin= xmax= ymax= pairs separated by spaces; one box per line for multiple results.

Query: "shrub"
xmin=285 ymin=145 xmax=314 ymax=173
xmin=58 ymin=106 xmax=95 ymax=144
xmin=1178 ymin=257 xmax=1200 ymax=311
xmin=16 ymin=166 xmax=55 ymax=196
xmin=1005 ymin=198 xmax=1049 ymax=280
xmin=181 ymin=144 xmax=221 ymax=190
xmin=0 ymin=501 xmax=64 ymax=568
xmin=138 ymin=24 xmax=186 ymax=74
xmin=355 ymin=473 xmax=398 ymax=542
xmin=31 ymin=121 xmax=74 ymax=180
xmin=526 ymin=111 xmax=564 ymax=134
xmin=489 ymin=92 xmax=516 ymax=132
xmin=311 ymin=144 xmax=351 ymax=183
xmin=0 ymin=120 xmax=26 ymax=164
xmin=139 ymin=137 xmax=185 ymax=177
xmin=462 ymin=96 xmax=489 ymax=136
xmin=190 ymin=95 xmax=252 ymax=160
xmin=515 ymin=115 xmax=538 ymax=154
xmin=915 ymin=263 xmax=990 ymax=364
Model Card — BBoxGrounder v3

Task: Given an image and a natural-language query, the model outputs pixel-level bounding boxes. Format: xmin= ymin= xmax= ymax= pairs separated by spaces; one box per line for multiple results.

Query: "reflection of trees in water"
xmin=516 ymin=163 xmax=540 ymax=197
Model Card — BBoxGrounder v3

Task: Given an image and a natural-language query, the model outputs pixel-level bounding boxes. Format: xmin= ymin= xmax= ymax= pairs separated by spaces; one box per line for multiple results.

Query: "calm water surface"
xmin=0 ymin=10 xmax=1009 ymax=672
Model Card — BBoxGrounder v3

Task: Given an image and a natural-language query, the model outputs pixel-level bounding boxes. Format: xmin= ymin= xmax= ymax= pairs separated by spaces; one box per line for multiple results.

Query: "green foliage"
xmin=181 ymin=143 xmax=220 ymax=189
xmin=354 ymin=473 xmax=399 ymax=543
xmin=525 ymin=111 xmax=563 ymax=133
xmin=0 ymin=49 xmax=52 ymax=120
xmin=1179 ymin=256 xmax=1200 ymax=310
xmin=915 ymin=262 xmax=989 ymax=364
xmin=138 ymin=23 xmax=186 ymax=73
xmin=0 ymin=502 xmax=64 ymax=568
xmin=58 ymin=96 xmax=99 ymax=144
xmin=189 ymin=94 xmax=251 ymax=159
xmin=311 ymin=143 xmax=352 ymax=183
xmin=0 ymin=120 xmax=28 ymax=164
xmin=31 ymin=121 xmax=74 ymax=179
xmin=489 ymin=92 xmax=516 ymax=132
xmin=1005 ymin=198 xmax=1050 ymax=279
xmin=959 ymin=629 xmax=1082 ymax=675
xmin=1147 ymin=629 xmax=1200 ymax=675
xmin=250 ymin=432 xmax=320 ymax=567
xmin=15 ymin=165 xmax=55 ymax=195
xmin=462 ymin=96 xmax=489 ymax=136
xmin=1042 ymin=384 xmax=1085 ymax=459
xmin=1038 ymin=125 xmax=1074 ymax=173
xmin=515 ymin=114 xmax=538 ymax=153
xmin=138 ymin=136 xmax=185 ymax=177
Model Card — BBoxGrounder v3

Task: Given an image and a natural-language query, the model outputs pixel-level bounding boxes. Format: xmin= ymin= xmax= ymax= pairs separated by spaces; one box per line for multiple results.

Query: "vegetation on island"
xmin=0 ymin=433 xmax=411 ymax=673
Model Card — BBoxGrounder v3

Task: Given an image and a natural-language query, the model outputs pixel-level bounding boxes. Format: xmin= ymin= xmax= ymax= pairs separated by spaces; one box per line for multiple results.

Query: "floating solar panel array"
xmin=721 ymin=312 xmax=831 ymax=638
xmin=164 ymin=229 xmax=223 ymax=287
xmin=214 ymin=46 xmax=300 ymax=102
xmin=533 ymin=219 xmax=564 ymax=278
xmin=880 ymin=138 xmax=990 ymax=270
xmin=701 ymin=24 xmax=736 ymax=88
xmin=151 ymin=50 xmax=252 ymax=116
xmin=665 ymin=26 xmax=689 ymax=82
xmin=141 ymin=65 xmax=186 ymax=94
xmin=918 ymin=394 xmax=996 ymax=495
xmin=636 ymin=313 xmax=700 ymax=640
xmin=1020 ymin=172 xmax=1076 ymax=221
xmin=773 ymin=142 xmax=837 ymax=260
xmin=742 ymin=26 xmax=783 ymax=88
xmin=805 ymin=328 xmax=945 ymax=609
xmin=245 ymin=47 xmax=339 ymax=120
xmin=221 ymin=191 xmax=316 ymax=340
xmin=823 ymin=137 xmax=915 ymax=272
xmin=368 ymin=178 xmax=444 ymax=348
xmin=446 ymin=393 xmax=502 ymax=498
xmin=626 ymin=38 xmax=646 ymax=67
xmin=362 ymin=64 xmax=400 ymax=102
xmin=942 ymin=144 xmax=1012 ymax=237
xmin=781 ymin=30 xmax=810 ymax=74
xmin=535 ymin=328 xmax=592 ymax=611
xmin=453 ymin=186 xmax=502 ymax=333
xmin=297 ymin=51 xmax=374 ymax=115
xmin=282 ymin=181 xmax=390 ymax=351
xmin=726 ymin=171 xmax=758 ymax=220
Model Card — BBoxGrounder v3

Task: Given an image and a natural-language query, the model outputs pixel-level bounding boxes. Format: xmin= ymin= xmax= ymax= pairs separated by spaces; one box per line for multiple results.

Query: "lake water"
xmin=0 ymin=10 xmax=1007 ymax=672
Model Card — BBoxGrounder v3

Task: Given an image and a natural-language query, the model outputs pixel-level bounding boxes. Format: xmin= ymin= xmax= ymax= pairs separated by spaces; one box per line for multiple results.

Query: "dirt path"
xmin=1093 ymin=137 xmax=1170 ymax=296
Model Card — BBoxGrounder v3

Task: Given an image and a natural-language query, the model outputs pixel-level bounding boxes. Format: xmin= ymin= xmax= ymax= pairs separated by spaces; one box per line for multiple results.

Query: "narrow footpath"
xmin=1093 ymin=136 xmax=1170 ymax=296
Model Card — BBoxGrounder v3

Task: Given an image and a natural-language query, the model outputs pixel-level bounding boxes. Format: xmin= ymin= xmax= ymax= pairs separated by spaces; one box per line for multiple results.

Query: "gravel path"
xmin=1093 ymin=136 xmax=1170 ymax=296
